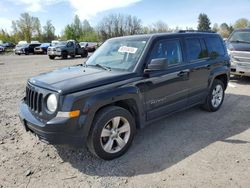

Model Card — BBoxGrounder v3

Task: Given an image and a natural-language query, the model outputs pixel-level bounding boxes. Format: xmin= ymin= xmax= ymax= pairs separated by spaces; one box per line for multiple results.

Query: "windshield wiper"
xmin=230 ymin=40 xmax=250 ymax=44
xmin=88 ymin=64 xmax=111 ymax=71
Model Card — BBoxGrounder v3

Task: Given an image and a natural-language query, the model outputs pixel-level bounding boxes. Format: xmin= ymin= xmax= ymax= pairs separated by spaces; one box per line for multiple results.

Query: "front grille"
xmin=48 ymin=48 xmax=56 ymax=51
xmin=231 ymin=51 xmax=250 ymax=62
xmin=26 ymin=86 xmax=43 ymax=113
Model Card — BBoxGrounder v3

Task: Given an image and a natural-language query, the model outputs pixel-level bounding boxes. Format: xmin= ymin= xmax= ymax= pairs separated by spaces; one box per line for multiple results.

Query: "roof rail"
xmin=177 ymin=30 xmax=215 ymax=33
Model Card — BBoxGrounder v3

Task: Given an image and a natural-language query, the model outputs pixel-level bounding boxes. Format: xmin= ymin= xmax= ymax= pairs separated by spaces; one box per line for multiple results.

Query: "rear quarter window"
xmin=204 ymin=37 xmax=225 ymax=57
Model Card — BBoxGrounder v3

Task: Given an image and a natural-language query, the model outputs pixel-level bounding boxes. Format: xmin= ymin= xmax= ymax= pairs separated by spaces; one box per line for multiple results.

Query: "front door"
xmin=142 ymin=38 xmax=190 ymax=121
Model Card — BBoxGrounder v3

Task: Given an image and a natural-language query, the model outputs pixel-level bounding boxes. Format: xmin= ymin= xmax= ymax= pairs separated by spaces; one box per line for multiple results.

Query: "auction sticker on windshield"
xmin=118 ymin=46 xmax=138 ymax=54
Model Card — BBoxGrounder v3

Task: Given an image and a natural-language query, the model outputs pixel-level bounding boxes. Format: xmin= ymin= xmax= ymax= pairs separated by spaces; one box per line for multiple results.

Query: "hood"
xmin=15 ymin=46 xmax=27 ymax=50
xmin=28 ymin=66 xmax=136 ymax=94
xmin=227 ymin=41 xmax=250 ymax=52
xmin=49 ymin=45 xmax=66 ymax=49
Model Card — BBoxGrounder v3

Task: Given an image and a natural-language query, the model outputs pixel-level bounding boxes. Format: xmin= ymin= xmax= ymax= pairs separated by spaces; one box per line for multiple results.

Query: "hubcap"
xmin=211 ymin=84 xmax=223 ymax=108
xmin=100 ymin=116 xmax=131 ymax=154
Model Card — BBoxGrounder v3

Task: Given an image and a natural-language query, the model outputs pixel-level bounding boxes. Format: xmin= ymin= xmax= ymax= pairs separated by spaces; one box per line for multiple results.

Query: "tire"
xmin=202 ymin=79 xmax=225 ymax=112
xmin=87 ymin=106 xmax=136 ymax=160
xmin=49 ymin=55 xmax=55 ymax=60
xmin=62 ymin=51 xmax=68 ymax=59
xmin=81 ymin=50 xmax=88 ymax=58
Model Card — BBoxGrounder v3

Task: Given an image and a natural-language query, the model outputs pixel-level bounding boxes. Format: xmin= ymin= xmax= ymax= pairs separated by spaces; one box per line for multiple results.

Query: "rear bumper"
xmin=19 ymin=101 xmax=84 ymax=147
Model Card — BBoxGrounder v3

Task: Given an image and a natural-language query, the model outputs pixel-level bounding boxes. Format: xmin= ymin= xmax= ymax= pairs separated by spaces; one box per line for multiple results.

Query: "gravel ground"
xmin=0 ymin=54 xmax=250 ymax=188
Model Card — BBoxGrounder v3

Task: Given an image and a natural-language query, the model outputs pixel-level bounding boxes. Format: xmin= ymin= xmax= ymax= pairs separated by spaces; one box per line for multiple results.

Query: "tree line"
xmin=0 ymin=12 xmax=250 ymax=44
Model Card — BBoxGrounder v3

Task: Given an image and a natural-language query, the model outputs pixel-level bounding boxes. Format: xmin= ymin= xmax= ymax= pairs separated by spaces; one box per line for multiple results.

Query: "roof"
xmin=110 ymin=31 xmax=219 ymax=41
xmin=234 ymin=28 xmax=250 ymax=32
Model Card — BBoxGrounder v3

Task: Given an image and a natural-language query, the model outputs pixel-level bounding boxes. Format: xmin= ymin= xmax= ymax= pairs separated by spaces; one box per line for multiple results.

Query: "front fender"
xmin=81 ymin=86 xmax=144 ymax=141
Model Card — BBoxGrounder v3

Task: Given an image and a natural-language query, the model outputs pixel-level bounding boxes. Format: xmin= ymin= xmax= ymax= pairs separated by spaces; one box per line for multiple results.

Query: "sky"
xmin=0 ymin=0 xmax=250 ymax=35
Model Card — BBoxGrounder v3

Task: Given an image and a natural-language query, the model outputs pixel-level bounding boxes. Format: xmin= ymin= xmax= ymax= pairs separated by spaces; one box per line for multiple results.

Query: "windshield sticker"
xmin=118 ymin=46 xmax=138 ymax=54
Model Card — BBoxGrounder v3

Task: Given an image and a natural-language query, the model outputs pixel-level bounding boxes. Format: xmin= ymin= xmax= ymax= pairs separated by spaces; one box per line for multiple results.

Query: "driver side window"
xmin=149 ymin=39 xmax=183 ymax=65
xmin=67 ymin=42 xmax=73 ymax=47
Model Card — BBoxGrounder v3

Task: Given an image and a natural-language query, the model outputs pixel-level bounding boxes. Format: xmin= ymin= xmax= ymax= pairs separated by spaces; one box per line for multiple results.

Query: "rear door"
xmin=184 ymin=37 xmax=211 ymax=105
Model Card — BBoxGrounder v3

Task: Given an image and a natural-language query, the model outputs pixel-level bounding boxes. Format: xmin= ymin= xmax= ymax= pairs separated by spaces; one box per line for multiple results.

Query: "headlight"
xmin=47 ymin=94 xmax=57 ymax=112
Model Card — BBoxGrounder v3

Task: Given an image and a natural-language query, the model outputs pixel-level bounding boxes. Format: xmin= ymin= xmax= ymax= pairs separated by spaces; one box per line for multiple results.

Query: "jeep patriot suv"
xmin=19 ymin=31 xmax=230 ymax=160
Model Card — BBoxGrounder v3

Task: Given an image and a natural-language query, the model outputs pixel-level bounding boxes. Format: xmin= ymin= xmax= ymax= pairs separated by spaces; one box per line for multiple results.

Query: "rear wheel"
xmin=202 ymin=79 xmax=225 ymax=112
xmin=88 ymin=106 xmax=136 ymax=160
xmin=49 ymin=55 xmax=55 ymax=60
xmin=81 ymin=50 xmax=88 ymax=58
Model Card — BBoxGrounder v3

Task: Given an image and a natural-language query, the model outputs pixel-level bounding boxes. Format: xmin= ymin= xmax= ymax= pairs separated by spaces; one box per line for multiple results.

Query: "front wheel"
xmin=202 ymin=79 xmax=225 ymax=112
xmin=62 ymin=51 xmax=68 ymax=59
xmin=88 ymin=106 xmax=136 ymax=160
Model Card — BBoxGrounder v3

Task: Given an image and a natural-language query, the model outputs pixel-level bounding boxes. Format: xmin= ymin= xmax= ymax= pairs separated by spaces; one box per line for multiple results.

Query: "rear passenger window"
xmin=150 ymin=39 xmax=182 ymax=65
xmin=186 ymin=38 xmax=207 ymax=61
xmin=205 ymin=37 xmax=225 ymax=57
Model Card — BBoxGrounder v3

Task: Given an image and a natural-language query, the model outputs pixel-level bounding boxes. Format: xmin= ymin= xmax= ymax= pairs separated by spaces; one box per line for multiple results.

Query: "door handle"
xmin=178 ymin=70 xmax=190 ymax=77
xmin=206 ymin=64 xmax=211 ymax=69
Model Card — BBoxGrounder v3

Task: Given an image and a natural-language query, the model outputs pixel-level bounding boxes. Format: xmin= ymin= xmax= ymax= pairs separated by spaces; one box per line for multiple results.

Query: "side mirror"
xmin=146 ymin=58 xmax=168 ymax=71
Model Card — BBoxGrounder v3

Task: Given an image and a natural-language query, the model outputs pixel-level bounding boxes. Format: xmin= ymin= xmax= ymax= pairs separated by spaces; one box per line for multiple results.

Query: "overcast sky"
xmin=0 ymin=0 xmax=250 ymax=35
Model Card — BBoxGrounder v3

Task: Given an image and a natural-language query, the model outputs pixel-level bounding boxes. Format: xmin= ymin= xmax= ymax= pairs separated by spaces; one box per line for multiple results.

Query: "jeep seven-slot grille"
xmin=26 ymin=87 xmax=43 ymax=113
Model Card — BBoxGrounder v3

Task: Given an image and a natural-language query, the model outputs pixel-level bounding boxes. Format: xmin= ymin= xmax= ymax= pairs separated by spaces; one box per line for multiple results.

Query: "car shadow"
xmin=230 ymin=75 xmax=250 ymax=85
xmin=56 ymin=93 xmax=250 ymax=177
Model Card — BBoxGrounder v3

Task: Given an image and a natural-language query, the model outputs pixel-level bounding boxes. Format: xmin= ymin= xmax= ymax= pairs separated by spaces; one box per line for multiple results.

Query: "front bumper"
xmin=47 ymin=51 xmax=61 ymax=56
xmin=231 ymin=61 xmax=250 ymax=76
xmin=19 ymin=101 xmax=84 ymax=147
xmin=15 ymin=49 xmax=25 ymax=54
xmin=34 ymin=49 xmax=44 ymax=54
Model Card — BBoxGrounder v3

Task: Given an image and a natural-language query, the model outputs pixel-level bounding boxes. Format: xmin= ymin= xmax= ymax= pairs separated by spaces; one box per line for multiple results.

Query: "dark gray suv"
xmin=19 ymin=31 xmax=230 ymax=160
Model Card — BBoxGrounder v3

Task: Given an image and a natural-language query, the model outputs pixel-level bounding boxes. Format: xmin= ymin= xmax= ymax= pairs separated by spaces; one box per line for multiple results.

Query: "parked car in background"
xmin=226 ymin=28 xmax=250 ymax=77
xmin=79 ymin=42 xmax=88 ymax=48
xmin=18 ymin=41 xmax=28 ymax=45
xmin=51 ymin=40 xmax=59 ymax=46
xmin=31 ymin=41 xmax=40 ymax=44
xmin=15 ymin=43 xmax=41 ymax=55
xmin=0 ymin=45 xmax=5 ymax=53
xmin=19 ymin=31 xmax=230 ymax=160
xmin=47 ymin=40 xmax=88 ymax=59
xmin=86 ymin=42 xmax=98 ymax=52
xmin=34 ymin=43 xmax=51 ymax=54
xmin=80 ymin=42 xmax=98 ymax=52
xmin=1 ymin=42 xmax=15 ymax=48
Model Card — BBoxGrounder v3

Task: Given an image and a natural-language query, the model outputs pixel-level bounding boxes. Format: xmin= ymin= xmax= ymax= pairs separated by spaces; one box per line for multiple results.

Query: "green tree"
xmin=197 ymin=13 xmax=211 ymax=31
xmin=64 ymin=24 xmax=75 ymax=40
xmin=33 ymin=17 xmax=42 ymax=41
xmin=234 ymin=18 xmax=250 ymax=29
xmin=97 ymin=13 xmax=142 ymax=40
xmin=63 ymin=15 xmax=99 ymax=42
xmin=212 ymin=23 xmax=219 ymax=32
xmin=12 ymin=13 xmax=41 ymax=42
xmin=42 ymin=20 xmax=56 ymax=42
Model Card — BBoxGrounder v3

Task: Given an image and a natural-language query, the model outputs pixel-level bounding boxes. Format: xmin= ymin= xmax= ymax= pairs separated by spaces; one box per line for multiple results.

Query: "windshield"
xmin=86 ymin=38 xmax=148 ymax=71
xmin=40 ymin=43 xmax=50 ymax=47
xmin=56 ymin=41 xmax=67 ymax=46
xmin=229 ymin=31 xmax=250 ymax=43
xmin=17 ymin=44 xmax=28 ymax=48
xmin=80 ymin=42 xmax=87 ymax=46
